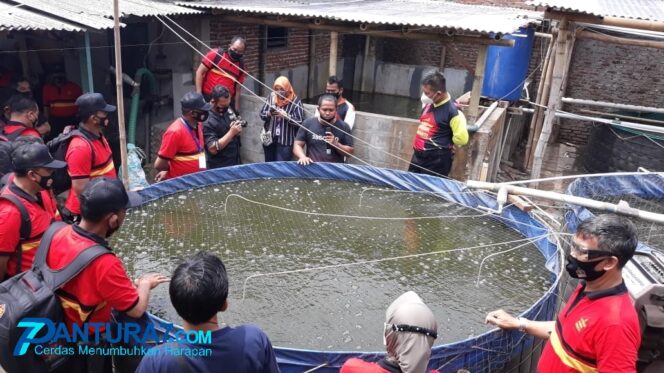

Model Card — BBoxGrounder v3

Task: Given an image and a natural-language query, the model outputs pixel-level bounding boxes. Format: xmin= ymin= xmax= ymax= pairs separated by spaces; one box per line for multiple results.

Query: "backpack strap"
xmin=0 ymin=194 xmax=31 ymax=273
xmin=212 ymin=48 xmax=225 ymax=67
xmin=32 ymin=222 xmax=111 ymax=289
xmin=4 ymin=127 xmax=27 ymax=142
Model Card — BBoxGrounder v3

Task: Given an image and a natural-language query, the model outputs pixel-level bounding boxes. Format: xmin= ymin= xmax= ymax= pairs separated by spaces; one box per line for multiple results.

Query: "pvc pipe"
xmin=467 ymin=100 xmax=499 ymax=132
xmin=466 ymin=180 xmax=664 ymax=224
xmin=561 ymin=97 xmax=664 ymax=115
xmin=113 ymin=0 xmax=129 ymax=188
xmin=519 ymin=107 xmax=664 ymax=135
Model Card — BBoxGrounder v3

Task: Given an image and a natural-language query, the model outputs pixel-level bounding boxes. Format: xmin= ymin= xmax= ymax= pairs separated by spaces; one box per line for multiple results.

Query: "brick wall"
xmin=559 ymin=39 xmax=664 ymax=145
xmin=265 ymin=28 xmax=310 ymax=72
xmin=208 ymin=21 xmax=261 ymax=76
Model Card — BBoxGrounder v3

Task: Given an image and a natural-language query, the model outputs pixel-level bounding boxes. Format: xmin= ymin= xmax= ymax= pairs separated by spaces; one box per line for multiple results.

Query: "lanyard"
xmin=180 ymin=118 xmax=202 ymax=152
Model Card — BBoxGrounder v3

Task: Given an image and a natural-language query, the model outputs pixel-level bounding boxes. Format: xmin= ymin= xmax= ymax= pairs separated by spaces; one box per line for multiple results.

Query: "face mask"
xmin=35 ymin=172 xmax=52 ymax=190
xmin=327 ymin=91 xmax=341 ymax=99
xmin=421 ymin=93 xmax=434 ymax=105
xmin=106 ymin=223 xmax=120 ymax=238
xmin=215 ymin=105 xmax=229 ymax=114
xmin=194 ymin=111 xmax=209 ymax=122
xmin=228 ymin=50 xmax=243 ymax=61
xmin=565 ymin=255 xmax=607 ymax=281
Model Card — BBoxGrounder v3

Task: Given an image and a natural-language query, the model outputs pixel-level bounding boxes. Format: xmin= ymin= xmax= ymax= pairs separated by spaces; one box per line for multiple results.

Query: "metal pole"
xmin=466 ymin=180 xmax=664 ymax=224
xmin=85 ymin=32 xmax=94 ymax=91
xmin=113 ymin=0 xmax=129 ymax=188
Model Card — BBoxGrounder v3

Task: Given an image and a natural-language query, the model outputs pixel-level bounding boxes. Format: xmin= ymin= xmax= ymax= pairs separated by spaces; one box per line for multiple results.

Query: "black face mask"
xmin=228 ymin=50 xmax=243 ymax=61
xmin=35 ymin=173 xmax=52 ymax=190
xmin=106 ymin=224 xmax=120 ymax=239
xmin=327 ymin=91 xmax=341 ymax=99
xmin=215 ymin=105 xmax=229 ymax=115
xmin=565 ymin=255 xmax=607 ymax=281
xmin=194 ymin=111 xmax=209 ymax=122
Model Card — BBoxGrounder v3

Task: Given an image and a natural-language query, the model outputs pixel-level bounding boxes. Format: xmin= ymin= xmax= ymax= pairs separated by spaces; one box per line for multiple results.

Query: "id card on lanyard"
xmin=180 ymin=118 xmax=207 ymax=169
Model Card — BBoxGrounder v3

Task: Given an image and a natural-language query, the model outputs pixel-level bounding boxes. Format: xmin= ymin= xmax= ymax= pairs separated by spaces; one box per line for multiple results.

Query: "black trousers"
xmin=408 ymin=148 xmax=453 ymax=177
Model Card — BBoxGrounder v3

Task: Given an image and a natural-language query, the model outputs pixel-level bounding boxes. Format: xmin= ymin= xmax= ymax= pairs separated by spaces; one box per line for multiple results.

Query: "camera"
xmin=229 ymin=108 xmax=248 ymax=127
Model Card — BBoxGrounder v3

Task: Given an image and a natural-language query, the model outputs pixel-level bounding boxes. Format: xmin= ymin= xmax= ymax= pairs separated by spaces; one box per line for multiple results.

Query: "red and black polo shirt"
xmin=538 ymin=282 xmax=640 ymax=373
xmin=201 ymin=49 xmax=246 ymax=97
xmin=1 ymin=121 xmax=42 ymax=140
xmin=46 ymin=224 xmax=138 ymax=334
xmin=158 ymin=118 xmax=206 ymax=180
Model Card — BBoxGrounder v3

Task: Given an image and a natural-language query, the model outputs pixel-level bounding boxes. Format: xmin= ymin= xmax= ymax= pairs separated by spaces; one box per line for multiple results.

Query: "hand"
xmin=229 ymin=121 xmax=243 ymax=135
xmin=324 ymin=133 xmax=336 ymax=146
xmin=297 ymin=157 xmax=313 ymax=166
xmin=154 ymin=170 xmax=168 ymax=182
xmin=135 ymin=273 xmax=170 ymax=289
xmin=36 ymin=122 xmax=51 ymax=137
xmin=485 ymin=309 xmax=520 ymax=330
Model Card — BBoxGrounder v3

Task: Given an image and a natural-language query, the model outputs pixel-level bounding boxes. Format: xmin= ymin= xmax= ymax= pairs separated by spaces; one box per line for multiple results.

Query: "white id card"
xmin=198 ymin=154 xmax=207 ymax=169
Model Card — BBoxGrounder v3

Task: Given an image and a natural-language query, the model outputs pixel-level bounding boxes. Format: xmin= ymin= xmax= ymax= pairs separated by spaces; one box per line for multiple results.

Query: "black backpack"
xmin=46 ymin=129 xmax=94 ymax=196
xmin=0 ymin=194 xmax=31 ymax=277
xmin=0 ymin=222 xmax=108 ymax=372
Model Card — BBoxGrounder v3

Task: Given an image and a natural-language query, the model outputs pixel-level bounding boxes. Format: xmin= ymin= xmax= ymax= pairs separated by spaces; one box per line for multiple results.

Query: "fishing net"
xmin=565 ymin=173 xmax=664 ymax=253
xmin=112 ymin=163 xmax=561 ymax=372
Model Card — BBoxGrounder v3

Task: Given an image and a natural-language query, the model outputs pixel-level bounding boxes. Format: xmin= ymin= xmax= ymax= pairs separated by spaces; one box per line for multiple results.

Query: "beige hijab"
xmin=384 ymin=291 xmax=438 ymax=373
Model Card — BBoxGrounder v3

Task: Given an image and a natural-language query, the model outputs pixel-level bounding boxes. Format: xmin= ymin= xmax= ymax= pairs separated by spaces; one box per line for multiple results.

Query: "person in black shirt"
xmin=203 ymin=85 xmax=242 ymax=168
xmin=294 ymin=94 xmax=353 ymax=165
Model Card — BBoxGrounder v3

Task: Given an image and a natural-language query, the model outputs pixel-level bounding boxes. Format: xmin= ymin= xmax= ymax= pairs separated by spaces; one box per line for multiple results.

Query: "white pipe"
xmin=468 ymin=100 xmax=499 ymax=132
xmin=519 ymin=107 xmax=664 ymax=135
xmin=561 ymin=97 xmax=664 ymax=115
xmin=466 ymin=180 xmax=664 ymax=224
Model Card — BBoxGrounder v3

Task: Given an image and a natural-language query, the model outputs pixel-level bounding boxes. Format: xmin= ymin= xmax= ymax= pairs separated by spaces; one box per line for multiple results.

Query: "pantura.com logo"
xmin=14 ymin=317 xmax=212 ymax=356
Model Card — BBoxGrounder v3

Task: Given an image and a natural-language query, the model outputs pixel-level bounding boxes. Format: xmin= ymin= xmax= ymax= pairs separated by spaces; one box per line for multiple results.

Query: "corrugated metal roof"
xmin=528 ymin=0 xmax=664 ymax=22
xmin=179 ymin=0 xmax=540 ymax=34
xmin=8 ymin=0 xmax=202 ymax=30
xmin=0 ymin=3 xmax=84 ymax=31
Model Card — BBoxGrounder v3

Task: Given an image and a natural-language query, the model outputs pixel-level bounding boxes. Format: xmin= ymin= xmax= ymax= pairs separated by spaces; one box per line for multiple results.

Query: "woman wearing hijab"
xmin=341 ymin=291 xmax=439 ymax=373
xmin=259 ymin=76 xmax=304 ymax=162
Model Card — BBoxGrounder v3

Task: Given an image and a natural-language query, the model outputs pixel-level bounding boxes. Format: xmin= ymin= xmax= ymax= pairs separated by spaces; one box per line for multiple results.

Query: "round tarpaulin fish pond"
xmin=113 ymin=163 xmax=561 ymax=372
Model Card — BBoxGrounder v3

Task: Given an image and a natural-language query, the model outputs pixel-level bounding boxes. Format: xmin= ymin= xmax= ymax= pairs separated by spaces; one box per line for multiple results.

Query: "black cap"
xmin=11 ymin=143 xmax=67 ymax=170
xmin=181 ymin=92 xmax=212 ymax=111
xmin=80 ymin=177 xmax=143 ymax=215
xmin=75 ymin=93 xmax=116 ymax=114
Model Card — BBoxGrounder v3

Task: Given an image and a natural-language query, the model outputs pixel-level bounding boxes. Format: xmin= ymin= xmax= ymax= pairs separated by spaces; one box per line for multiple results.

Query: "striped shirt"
xmin=259 ymin=95 xmax=304 ymax=147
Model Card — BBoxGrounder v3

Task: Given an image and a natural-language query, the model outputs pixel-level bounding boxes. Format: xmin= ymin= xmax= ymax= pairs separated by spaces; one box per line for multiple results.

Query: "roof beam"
xmin=220 ymin=15 xmax=515 ymax=47
xmin=577 ymin=29 xmax=664 ymax=50
xmin=545 ymin=9 xmax=664 ymax=33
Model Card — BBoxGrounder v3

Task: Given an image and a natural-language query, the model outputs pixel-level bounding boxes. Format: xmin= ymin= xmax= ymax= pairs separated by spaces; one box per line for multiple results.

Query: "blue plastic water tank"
xmin=482 ymin=27 xmax=535 ymax=101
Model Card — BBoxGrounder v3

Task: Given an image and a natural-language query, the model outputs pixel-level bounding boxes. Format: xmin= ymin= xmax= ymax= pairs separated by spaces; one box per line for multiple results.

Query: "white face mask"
xmin=421 ymin=92 xmax=434 ymax=105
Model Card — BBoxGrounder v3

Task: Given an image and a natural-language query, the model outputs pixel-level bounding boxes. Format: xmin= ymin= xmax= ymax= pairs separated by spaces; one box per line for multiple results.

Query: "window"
xmin=267 ymin=27 xmax=288 ymax=49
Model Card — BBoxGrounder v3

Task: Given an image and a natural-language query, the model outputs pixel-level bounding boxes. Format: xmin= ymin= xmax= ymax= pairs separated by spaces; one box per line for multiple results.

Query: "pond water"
xmin=111 ymin=179 xmax=552 ymax=350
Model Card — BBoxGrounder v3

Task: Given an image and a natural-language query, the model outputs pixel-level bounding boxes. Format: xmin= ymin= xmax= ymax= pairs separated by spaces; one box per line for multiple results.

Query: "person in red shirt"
xmin=154 ymin=92 xmax=210 ymax=181
xmin=195 ymin=36 xmax=247 ymax=112
xmin=341 ymin=291 xmax=439 ymax=373
xmin=62 ymin=93 xmax=117 ymax=222
xmin=0 ymin=143 xmax=65 ymax=280
xmin=47 ymin=177 xmax=168 ymax=372
xmin=42 ymin=65 xmax=82 ymax=141
xmin=1 ymin=95 xmax=42 ymax=140
xmin=486 ymin=214 xmax=641 ymax=373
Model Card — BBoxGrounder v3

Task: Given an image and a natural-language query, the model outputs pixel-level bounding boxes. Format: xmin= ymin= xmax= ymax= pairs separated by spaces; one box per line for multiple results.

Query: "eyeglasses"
xmin=383 ymin=322 xmax=437 ymax=345
xmin=570 ymin=242 xmax=614 ymax=261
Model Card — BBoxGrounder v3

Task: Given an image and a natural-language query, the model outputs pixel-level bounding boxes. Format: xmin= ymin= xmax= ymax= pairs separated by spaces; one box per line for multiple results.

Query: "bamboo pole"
xmin=467 ymin=44 xmax=488 ymax=124
xmin=466 ymin=180 xmax=664 ymax=224
xmin=578 ymin=109 xmax=664 ymax=125
xmin=577 ymin=30 xmax=664 ymax=50
xmin=524 ymin=33 xmax=554 ymax=169
xmin=113 ymin=0 xmax=129 ymax=188
xmin=531 ymin=19 xmax=574 ymax=180
xmin=329 ymin=31 xmax=338 ymax=76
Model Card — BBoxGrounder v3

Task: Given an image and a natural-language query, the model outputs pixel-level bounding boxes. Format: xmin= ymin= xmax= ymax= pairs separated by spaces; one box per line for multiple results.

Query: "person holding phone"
xmin=293 ymin=94 xmax=353 ymax=165
xmin=258 ymin=76 xmax=304 ymax=162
